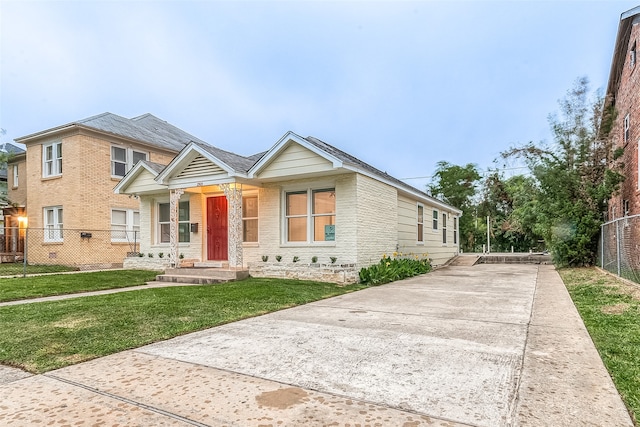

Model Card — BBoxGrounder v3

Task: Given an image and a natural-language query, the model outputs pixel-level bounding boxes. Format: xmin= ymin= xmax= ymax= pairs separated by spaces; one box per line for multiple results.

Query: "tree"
xmin=428 ymin=161 xmax=481 ymax=252
xmin=502 ymin=77 xmax=623 ymax=266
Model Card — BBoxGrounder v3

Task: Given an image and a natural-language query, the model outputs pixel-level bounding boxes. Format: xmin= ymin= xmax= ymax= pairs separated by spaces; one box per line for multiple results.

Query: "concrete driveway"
xmin=0 ymin=264 xmax=633 ymax=426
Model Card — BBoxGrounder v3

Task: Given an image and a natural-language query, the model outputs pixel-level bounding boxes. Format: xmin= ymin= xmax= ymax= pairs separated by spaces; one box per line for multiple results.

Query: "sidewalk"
xmin=0 ymin=264 xmax=634 ymax=426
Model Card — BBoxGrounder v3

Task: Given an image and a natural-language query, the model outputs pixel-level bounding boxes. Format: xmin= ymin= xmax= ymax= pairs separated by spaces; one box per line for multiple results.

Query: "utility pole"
xmin=486 ymin=216 xmax=490 ymax=254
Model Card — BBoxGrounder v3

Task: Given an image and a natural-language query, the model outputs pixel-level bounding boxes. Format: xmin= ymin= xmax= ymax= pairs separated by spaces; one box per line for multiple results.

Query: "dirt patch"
xmin=52 ymin=316 xmax=94 ymax=329
xmin=255 ymin=387 xmax=308 ymax=409
xmin=601 ymin=303 xmax=630 ymax=315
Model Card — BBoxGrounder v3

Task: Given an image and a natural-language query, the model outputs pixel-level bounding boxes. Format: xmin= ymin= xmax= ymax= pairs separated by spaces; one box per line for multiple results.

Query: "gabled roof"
xmin=113 ymin=160 xmax=167 ymax=194
xmin=0 ymin=143 xmax=25 ymax=155
xmin=15 ymin=112 xmax=200 ymax=152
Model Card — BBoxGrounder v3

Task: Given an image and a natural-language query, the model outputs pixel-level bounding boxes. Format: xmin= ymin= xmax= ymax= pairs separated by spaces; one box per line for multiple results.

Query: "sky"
xmin=1 ymin=0 xmax=638 ymax=191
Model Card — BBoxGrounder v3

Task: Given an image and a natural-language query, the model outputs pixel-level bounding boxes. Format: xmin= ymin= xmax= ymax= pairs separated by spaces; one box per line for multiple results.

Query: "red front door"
xmin=207 ymin=196 xmax=228 ymax=260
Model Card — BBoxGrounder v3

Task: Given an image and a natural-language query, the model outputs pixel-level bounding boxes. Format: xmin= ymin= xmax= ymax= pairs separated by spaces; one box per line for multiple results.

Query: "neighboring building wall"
xmin=355 ymin=173 xmax=397 ymax=268
xmin=7 ymin=158 xmax=26 ymax=206
xmin=611 ymin=16 xmax=640 ymax=218
xmin=24 ymin=131 xmax=176 ymax=266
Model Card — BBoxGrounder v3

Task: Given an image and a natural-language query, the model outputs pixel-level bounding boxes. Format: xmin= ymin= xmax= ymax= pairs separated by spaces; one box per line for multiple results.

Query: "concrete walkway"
xmin=0 ymin=264 xmax=633 ymax=426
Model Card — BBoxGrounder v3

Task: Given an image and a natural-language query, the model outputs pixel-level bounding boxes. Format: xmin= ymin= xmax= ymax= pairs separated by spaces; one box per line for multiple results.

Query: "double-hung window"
xmin=417 ymin=204 xmax=424 ymax=243
xmin=111 ymin=146 xmax=147 ymax=177
xmin=285 ymin=188 xmax=335 ymax=243
xmin=44 ymin=206 xmax=63 ymax=242
xmin=111 ymin=209 xmax=140 ymax=242
xmin=43 ymin=142 xmax=62 ymax=177
xmin=442 ymin=213 xmax=447 ymax=244
xmin=158 ymin=201 xmax=190 ymax=243
xmin=624 ymin=114 xmax=630 ymax=144
xmin=631 ymin=41 xmax=636 ymax=68
xmin=242 ymin=195 xmax=258 ymax=242
xmin=432 ymin=210 xmax=439 ymax=231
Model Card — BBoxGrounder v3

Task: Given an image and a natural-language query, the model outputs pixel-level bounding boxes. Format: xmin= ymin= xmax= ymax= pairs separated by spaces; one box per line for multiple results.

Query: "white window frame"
xmin=442 ymin=213 xmax=448 ymax=244
xmin=44 ymin=206 xmax=63 ymax=242
xmin=283 ymin=187 xmax=336 ymax=245
xmin=111 ymin=146 xmax=148 ymax=178
xmin=624 ymin=114 xmax=630 ymax=144
xmin=111 ymin=209 xmax=140 ymax=242
xmin=631 ymin=41 xmax=636 ymax=68
xmin=157 ymin=200 xmax=190 ymax=244
xmin=432 ymin=209 xmax=439 ymax=231
xmin=417 ymin=203 xmax=424 ymax=244
xmin=12 ymin=165 xmax=18 ymax=188
xmin=42 ymin=141 xmax=62 ymax=178
xmin=242 ymin=194 xmax=259 ymax=243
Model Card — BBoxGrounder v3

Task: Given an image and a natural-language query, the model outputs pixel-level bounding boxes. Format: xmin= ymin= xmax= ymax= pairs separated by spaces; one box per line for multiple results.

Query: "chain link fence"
xmin=598 ymin=214 xmax=640 ymax=284
xmin=0 ymin=227 xmax=140 ymax=273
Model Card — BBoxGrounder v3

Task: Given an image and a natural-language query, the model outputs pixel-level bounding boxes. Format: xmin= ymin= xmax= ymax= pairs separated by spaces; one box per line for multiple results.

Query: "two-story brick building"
xmin=9 ymin=113 xmax=199 ymax=268
xmin=605 ymin=6 xmax=640 ymax=219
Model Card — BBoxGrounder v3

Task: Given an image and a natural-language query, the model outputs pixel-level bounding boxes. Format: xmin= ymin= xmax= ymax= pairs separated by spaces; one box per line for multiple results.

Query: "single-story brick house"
xmin=115 ymin=131 xmax=461 ymax=283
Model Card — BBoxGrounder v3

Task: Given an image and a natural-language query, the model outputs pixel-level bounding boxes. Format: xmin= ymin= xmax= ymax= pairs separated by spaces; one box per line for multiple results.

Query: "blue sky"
xmin=1 ymin=0 xmax=638 ymax=190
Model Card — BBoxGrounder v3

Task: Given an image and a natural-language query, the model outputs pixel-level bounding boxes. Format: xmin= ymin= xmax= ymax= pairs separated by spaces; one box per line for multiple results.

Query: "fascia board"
xmin=155 ymin=143 xmax=237 ymax=184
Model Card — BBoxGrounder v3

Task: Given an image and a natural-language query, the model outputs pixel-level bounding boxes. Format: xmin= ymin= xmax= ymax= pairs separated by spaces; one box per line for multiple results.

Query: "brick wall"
xmin=611 ymin=17 xmax=640 ymax=218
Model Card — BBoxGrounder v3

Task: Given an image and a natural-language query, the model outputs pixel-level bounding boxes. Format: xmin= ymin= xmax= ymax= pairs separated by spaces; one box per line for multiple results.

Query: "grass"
xmin=560 ymin=267 xmax=640 ymax=425
xmin=0 ymin=270 xmax=159 ymax=302
xmin=0 ymin=277 xmax=365 ymax=373
xmin=0 ymin=263 xmax=78 ymax=276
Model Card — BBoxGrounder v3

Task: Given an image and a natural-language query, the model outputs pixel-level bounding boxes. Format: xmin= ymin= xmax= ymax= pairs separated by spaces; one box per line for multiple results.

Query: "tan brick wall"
xmin=7 ymin=158 xmax=27 ymax=206
xmin=24 ymin=130 xmax=177 ymax=266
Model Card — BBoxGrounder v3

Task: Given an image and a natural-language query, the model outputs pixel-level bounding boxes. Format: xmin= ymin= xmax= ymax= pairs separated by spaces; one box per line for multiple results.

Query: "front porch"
xmin=156 ymin=266 xmax=249 ymax=284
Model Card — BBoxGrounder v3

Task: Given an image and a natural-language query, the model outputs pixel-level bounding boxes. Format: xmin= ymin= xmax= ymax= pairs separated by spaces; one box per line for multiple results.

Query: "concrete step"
xmin=156 ymin=268 xmax=249 ymax=284
xmin=450 ymin=256 xmax=480 ymax=266
xmin=193 ymin=261 xmax=228 ymax=268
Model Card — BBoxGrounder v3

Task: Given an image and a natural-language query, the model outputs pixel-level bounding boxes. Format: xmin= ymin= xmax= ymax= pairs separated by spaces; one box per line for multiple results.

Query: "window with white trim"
xmin=111 ymin=146 xmax=147 ymax=177
xmin=43 ymin=142 xmax=62 ymax=177
xmin=158 ymin=201 xmax=190 ymax=243
xmin=453 ymin=216 xmax=458 ymax=244
xmin=624 ymin=114 xmax=630 ymax=144
xmin=44 ymin=206 xmax=63 ymax=242
xmin=243 ymin=195 xmax=258 ymax=242
xmin=111 ymin=209 xmax=140 ymax=242
xmin=442 ymin=213 xmax=447 ymax=244
xmin=417 ymin=204 xmax=424 ymax=243
xmin=12 ymin=165 xmax=18 ymax=188
xmin=432 ymin=210 xmax=438 ymax=231
xmin=631 ymin=41 xmax=636 ymax=68
xmin=285 ymin=188 xmax=335 ymax=243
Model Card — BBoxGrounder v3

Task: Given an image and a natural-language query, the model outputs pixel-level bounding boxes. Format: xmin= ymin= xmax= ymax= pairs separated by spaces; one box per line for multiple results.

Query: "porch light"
xmin=17 ymin=216 xmax=28 ymax=227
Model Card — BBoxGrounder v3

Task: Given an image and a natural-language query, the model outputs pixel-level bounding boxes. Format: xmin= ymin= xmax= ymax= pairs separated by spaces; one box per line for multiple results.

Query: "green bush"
xmin=359 ymin=253 xmax=431 ymax=285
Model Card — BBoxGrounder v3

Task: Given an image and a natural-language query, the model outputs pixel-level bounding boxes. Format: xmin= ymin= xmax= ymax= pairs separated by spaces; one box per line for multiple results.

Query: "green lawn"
xmin=0 ymin=270 xmax=159 ymax=302
xmin=560 ymin=268 xmax=640 ymax=425
xmin=0 ymin=263 xmax=77 ymax=276
xmin=0 ymin=277 xmax=365 ymax=373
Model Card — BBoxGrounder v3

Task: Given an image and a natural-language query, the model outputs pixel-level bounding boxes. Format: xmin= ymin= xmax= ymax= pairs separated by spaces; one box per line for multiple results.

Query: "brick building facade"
xmin=606 ymin=6 xmax=640 ymax=219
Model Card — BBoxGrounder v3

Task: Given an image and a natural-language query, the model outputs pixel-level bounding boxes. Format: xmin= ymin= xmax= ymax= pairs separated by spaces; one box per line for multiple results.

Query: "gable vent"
xmin=176 ymin=155 xmax=226 ymax=179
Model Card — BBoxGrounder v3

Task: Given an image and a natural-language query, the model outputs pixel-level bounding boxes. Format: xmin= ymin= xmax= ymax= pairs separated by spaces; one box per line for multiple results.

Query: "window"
xmin=624 ymin=114 xmax=630 ymax=144
xmin=158 ymin=201 xmax=190 ymax=243
xmin=453 ymin=217 xmax=458 ymax=244
xmin=243 ymin=195 xmax=258 ymax=242
xmin=432 ymin=210 xmax=438 ymax=231
xmin=285 ymin=188 xmax=335 ymax=243
xmin=111 ymin=209 xmax=140 ymax=242
xmin=43 ymin=142 xmax=62 ymax=177
xmin=631 ymin=41 xmax=636 ymax=68
xmin=442 ymin=213 xmax=447 ymax=244
xmin=111 ymin=146 xmax=147 ymax=177
xmin=12 ymin=165 xmax=18 ymax=188
xmin=623 ymin=199 xmax=630 ymax=217
xmin=417 ymin=204 xmax=424 ymax=243
xmin=44 ymin=206 xmax=63 ymax=242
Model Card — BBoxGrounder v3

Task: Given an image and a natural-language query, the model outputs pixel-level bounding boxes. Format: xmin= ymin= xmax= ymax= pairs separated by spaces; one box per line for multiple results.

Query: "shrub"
xmin=330 ymin=256 xmax=337 ymax=264
xmin=262 ymin=255 xmax=269 ymax=262
xmin=276 ymin=255 xmax=282 ymax=262
xmin=311 ymin=256 xmax=318 ymax=263
xmin=158 ymin=252 xmax=164 ymax=258
xmin=359 ymin=253 xmax=431 ymax=285
xmin=293 ymin=256 xmax=300 ymax=263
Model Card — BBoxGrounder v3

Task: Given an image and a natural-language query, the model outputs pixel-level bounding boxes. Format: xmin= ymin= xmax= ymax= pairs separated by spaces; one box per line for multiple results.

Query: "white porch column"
xmin=169 ymin=188 xmax=185 ymax=268
xmin=220 ymin=183 xmax=243 ymax=268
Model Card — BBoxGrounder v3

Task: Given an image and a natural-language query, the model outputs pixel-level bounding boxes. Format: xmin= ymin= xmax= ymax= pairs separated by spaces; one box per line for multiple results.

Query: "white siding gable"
xmin=124 ymin=169 xmax=166 ymax=194
xmin=257 ymin=143 xmax=334 ymax=179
